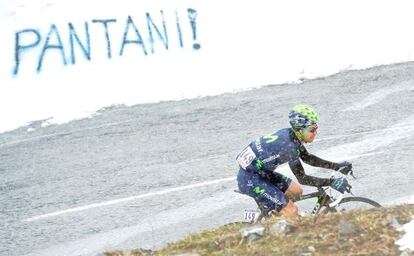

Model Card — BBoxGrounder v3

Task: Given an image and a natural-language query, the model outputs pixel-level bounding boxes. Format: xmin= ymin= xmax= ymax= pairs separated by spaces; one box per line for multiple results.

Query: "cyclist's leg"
xmin=285 ymin=181 xmax=303 ymax=201
xmin=268 ymin=172 xmax=303 ymax=201
xmin=237 ymin=169 xmax=290 ymax=215
xmin=267 ymin=172 xmax=301 ymax=217
xmin=281 ymin=200 xmax=298 ymax=217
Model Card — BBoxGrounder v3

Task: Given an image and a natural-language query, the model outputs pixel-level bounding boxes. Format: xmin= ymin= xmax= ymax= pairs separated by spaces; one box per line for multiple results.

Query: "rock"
xmin=382 ymin=215 xmax=403 ymax=229
xmin=239 ymin=225 xmax=265 ymax=241
xmin=400 ymin=249 xmax=411 ymax=256
xmin=299 ymin=245 xmax=316 ymax=256
xmin=269 ymin=219 xmax=294 ymax=236
xmin=208 ymin=241 xmax=219 ymax=250
xmin=130 ymin=248 xmax=154 ymax=256
xmin=389 ymin=218 xmax=403 ymax=229
xmin=338 ymin=218 xmax=359 ymax=236
xmin=103 ymin=248 xmax=154 ymax=256
xmin=308 ymin=245 xmax=316 ymax=252
xmin=100 ymin=251 xmax=123 ymax=256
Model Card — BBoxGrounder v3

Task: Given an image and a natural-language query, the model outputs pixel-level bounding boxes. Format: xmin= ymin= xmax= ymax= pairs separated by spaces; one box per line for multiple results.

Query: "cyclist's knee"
xmin=281 ymin=200 xmax=298 ymax=217
xmin=286 ymin=181 xmax=303 ymax=200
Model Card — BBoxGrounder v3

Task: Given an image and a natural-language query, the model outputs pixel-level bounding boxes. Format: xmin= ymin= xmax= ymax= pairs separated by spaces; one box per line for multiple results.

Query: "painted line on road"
xmin=23 ymin=151 xmax=382 ymax=222
xmin=334 ymin=151 xmax=383 ymax=161
xmin=23 ymin=176 xmax=236 ymax=222
xmin=315 ymin=124 xmax=412 ymax=143
xmin=0 ymin=118 xmax=138 ymax=148
xmin=343 ymin=80 xmax=413 ymax=111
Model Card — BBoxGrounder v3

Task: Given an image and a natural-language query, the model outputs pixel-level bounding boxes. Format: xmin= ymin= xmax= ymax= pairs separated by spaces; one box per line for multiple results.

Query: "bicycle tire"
xmin=339 ymin=196 xmax=381 ymax=207
xmin=330 ymin=196 xmax=381 ymax=213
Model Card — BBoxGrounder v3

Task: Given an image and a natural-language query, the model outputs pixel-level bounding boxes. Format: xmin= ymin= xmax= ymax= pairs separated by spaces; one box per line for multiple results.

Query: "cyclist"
xmin=236 ymin=104 xmax=352 ymax=217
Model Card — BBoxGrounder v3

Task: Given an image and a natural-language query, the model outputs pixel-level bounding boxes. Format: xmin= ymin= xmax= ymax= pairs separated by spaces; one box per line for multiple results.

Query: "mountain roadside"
xmin=104 ymin=204 xmax=414 ymax=256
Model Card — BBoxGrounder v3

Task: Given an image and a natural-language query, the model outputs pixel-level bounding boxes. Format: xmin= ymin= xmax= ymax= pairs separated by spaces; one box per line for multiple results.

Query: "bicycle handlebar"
xmin=327 ymin=170 xmax=355 ymax=207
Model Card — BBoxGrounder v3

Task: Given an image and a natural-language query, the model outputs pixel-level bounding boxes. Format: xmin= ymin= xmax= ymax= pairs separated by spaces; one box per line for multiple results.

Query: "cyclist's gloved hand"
xmin=335 ymin=161 xmax=353 ymax=175
xmin=330 ymin=176 xmax=351 ymax=193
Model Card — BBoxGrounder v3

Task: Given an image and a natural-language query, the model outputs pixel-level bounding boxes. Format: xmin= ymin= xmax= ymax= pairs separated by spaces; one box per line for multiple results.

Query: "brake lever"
xmin=345 ymin=182 xmax=354 ymax=195
xmin=349 ymin=170 xmax=356 ymax=179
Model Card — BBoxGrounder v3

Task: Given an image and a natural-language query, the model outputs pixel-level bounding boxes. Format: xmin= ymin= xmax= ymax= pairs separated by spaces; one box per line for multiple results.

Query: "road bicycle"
xmin=237 ymin=171 xmax=381 ymax=223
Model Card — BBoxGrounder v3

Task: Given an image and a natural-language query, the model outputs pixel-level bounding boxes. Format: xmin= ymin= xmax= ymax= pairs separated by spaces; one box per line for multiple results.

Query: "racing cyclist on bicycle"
xmin=236 ymin=104 xmax=352 ymax=217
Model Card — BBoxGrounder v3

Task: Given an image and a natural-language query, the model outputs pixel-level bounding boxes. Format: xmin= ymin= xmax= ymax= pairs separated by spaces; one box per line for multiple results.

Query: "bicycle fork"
xmin=311 ymin=194 xmax=331 ymax=215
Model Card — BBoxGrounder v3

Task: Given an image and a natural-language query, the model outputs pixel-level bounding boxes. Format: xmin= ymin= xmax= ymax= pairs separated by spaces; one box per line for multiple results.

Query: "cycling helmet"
xmin=289 ymin=104 xmax=319 ymax=130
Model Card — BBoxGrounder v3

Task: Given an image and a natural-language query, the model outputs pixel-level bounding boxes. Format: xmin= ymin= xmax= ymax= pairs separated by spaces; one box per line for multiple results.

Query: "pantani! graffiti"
xmin=13 ymin=8 xmax=200 ymax=76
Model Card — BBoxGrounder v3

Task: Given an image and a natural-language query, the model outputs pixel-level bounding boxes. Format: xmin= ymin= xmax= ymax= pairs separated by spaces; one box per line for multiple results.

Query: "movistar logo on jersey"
xmin=263 ymin=133 xmax=278 ymax=144
xmin=253 ymin=186 xmax=265 ymax=195
xmin=255 ymin=160 xmax=263 ymax=169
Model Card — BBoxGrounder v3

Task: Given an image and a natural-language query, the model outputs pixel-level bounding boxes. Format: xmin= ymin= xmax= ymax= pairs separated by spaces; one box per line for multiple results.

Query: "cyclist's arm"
xmin=288 ymin=159 xmax=331 ymax=187
xmin=299 ymin=146 xmax=336 ymax=170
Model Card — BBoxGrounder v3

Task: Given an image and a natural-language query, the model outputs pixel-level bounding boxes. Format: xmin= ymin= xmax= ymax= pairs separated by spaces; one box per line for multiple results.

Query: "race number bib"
xmin=243 ymin=209 xmax=261 ymax=223
xmin=237 ymin=146 xmax=257 ymax=169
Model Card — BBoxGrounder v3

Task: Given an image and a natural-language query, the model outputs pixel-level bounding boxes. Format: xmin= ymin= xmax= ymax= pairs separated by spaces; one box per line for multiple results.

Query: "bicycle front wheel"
xmin=334 ymin=196 xmax=381 ymax=212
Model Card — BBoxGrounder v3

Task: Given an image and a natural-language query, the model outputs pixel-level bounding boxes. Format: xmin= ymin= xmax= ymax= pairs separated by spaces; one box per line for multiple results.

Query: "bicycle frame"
xmin=249 ymin=186 xmax=334 ymax=222
xmin=238 ymin=187 xmax=331 ymax=221
xmin=294 ymin=187 xmax=333 ymax=216
xmin=239 ymin=171 xmax=380 ymax=223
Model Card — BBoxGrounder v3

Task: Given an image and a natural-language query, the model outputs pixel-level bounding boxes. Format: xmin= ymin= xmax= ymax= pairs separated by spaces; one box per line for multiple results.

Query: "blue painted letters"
xmin=13 ymin=29 xmax=41 ymax=75
xmin=37 ymin=24 xmax=67 ymax=73
xmin=92 ymin=19 xmax=117 ymax=59
xmin=146 ymin=10 xmax=168 ymax=53
xmin=11 ymin=9 xmax=200 ymax=76
xmin=120 ymin=16 xmax=147 ymax=56
xmin=69 ymin=22 xmax=91 ymax=65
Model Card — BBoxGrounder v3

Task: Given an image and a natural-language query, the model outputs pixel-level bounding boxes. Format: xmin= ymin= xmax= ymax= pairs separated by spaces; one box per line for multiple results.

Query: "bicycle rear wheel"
xmin=334 ymin=196 xmax=381 ymax=211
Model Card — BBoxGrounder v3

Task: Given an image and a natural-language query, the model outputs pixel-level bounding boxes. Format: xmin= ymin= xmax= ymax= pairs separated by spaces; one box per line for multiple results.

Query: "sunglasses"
xmin=306 ymin=125 xmax=318 ymax=133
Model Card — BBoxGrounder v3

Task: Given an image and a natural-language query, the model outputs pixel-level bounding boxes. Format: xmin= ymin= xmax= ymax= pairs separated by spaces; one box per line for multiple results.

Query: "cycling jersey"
xmin=236 ymin=128 xmax=338 ymax=211
xmin=236 ymin=127 xmax=336 ymax=187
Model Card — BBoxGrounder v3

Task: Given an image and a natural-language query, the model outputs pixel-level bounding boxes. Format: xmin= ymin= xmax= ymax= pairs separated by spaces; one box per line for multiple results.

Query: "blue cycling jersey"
xmin=236 ymin=127 xmax=338 ymax=211
xmin=237 ymin=128 xmax=302 ymax=173
xmin=237 ymin=127 xmax=336 ymax=187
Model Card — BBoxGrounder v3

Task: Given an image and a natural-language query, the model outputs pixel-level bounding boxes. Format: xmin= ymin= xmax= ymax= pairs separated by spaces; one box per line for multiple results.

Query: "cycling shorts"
xmin=237 ymin=169 xmax=292 ymax=211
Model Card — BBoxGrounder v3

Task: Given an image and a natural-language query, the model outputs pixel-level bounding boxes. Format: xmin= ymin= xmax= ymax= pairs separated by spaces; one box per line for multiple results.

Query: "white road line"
xmin=315 ymin=124 xmax=414 ymax=142
xmin=343 ymin=80 xmax=414 ymax=111
xmin=334 ymin=151 xmax=383 ymax=161
xmin=0 ymin=118 xmax=137 ymax=148
xmin=23 ymin=150 xmax=383 ymax=222
xmin=23 ymin=176 xmax=236 ymax=222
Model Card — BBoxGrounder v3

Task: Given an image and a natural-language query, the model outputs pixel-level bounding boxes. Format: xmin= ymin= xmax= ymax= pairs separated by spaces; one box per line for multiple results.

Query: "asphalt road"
xmin=1 ymin=62 xmax=414 ymax=256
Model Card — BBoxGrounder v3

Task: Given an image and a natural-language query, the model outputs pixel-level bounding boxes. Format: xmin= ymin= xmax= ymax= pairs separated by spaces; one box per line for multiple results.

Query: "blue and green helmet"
xmin=288 ymin=104 xmax=319 ymax=130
